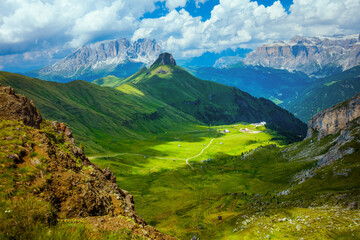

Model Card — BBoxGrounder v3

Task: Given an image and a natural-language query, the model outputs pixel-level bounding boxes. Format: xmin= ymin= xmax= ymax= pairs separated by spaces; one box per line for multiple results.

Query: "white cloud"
xmin=195 ymin=0 xmax=208 ymax=8
xmin=133 ymin=0 xmax=360 ymax=58
xmin=0 ymin=0 xmax=158 ymax=55
xmin=166 ymin=0 xmax=187 ymax=10
xmin=1 ymin=0 xmax=360 ymax=69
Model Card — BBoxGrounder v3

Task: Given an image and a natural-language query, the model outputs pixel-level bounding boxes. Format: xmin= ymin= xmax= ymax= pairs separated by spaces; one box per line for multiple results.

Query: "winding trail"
xmin=89 ymin=138 xmax=216 ymax=169
xmin=185 ymin=138 xmax=215 ymax=169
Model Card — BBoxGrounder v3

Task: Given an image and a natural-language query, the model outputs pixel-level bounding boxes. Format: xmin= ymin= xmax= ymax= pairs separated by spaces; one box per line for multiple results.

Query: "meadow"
xmin=92 ymin=123 xmax=290 ymax=239
xmin=92 ymin=121 xmax=360 ymax=239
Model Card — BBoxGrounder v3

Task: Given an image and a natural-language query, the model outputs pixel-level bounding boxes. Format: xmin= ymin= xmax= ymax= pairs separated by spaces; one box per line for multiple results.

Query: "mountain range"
xmin=244 ymin=34 xmax=360 ymax=77
xmin=26 ymin=38 xmax=161 ymax=82
xmin=0 ymin=53 xmax=306 ymax=154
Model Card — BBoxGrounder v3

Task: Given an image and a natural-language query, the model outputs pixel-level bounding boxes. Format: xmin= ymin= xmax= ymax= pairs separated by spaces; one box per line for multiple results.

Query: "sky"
xmin=0 ymin=0 xmax=360 ymax=72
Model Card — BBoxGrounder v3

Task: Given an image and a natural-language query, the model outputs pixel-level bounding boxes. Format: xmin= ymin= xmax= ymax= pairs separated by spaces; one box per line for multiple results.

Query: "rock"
xmin=306 ymin=93 xmax=360 ymax=139
xmin=348 ymin=202 xmax=358 ymax=209
xmin=37 ymin=38 xmax=161 ymax=81
xmin=103 ymin=167 xmax=117 ymax=183
xmin=7 ymin=154 xmax=22 ymax=164
xmin=0 ymin=85 xmax=42 ymax=128
xmin=151 ymin=52 xmax=176 ymax=67
xmin=244 ymin=34 xmax=360 ymax=77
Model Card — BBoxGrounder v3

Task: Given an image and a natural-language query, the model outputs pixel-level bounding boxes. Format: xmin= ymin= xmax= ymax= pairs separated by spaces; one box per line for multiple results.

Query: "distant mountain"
xmin=244 ymin=34 xmax=360 ymax=77
xmin=123 ymin=53 xmax=307 ymax=141
xmin=283 ymin=65 xmax=360 ymax=122
xmin=178 ymin=48 xmax=252 ymax=68
xmin=193 ymin=63 xmax=312 ymax=105
xmin=26 ymin=38 xmax=161 ymax=82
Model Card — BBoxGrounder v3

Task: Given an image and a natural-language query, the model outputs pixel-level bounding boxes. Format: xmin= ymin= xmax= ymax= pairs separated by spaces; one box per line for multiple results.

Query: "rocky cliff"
xmin=31 ymin=38 xmax=161 ymax=82
xmin=304 ymin=92 xmax=360 ymax=167
xmin=245 ymin=34 xmax=360 ymax=76
xmin=0 ymin=84 xmax=175 ymax=239
xmin=306 ymin=92 xmax=360 ymax=139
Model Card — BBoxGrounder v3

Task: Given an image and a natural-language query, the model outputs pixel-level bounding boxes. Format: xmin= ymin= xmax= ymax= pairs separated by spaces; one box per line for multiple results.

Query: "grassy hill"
xmin=91 ymin=75 xmax=125 ymax=88
xmin=123 ymin=62 xmax=307 ymax=141
xmin=283 ymin=66 xmax=360 ymax=122
xmin=0 ymin=71 xmax=198 ymax=154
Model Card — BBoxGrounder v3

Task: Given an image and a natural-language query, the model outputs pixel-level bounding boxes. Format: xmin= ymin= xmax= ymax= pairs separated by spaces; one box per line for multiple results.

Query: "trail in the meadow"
xmin=185 ymin=138 xmax=215 ymax=169
xmin=89 ymin=138 xmax=216 ymax=169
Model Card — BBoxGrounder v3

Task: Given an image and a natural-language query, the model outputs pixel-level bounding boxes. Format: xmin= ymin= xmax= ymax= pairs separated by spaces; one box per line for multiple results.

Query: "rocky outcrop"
xmin=306 ymin=93 xmax=360 ymax=139
xmin=245 ymin=34 xmax=360 ymax=76
xmin=0 ymin=84 xmax=42 ymax=128
xmin=151 ymin=52 xmax=176 ymax=67
xmin=317 ymin=117 xmax=359 ymax=166
xmin=0 ymin=84 xmax=175 ymax=239
xmin=35 ymin=38 xmax=161 ymax=81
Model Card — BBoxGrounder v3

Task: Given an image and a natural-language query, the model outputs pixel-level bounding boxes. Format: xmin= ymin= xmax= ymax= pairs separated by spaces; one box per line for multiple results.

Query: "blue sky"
xmin=0 ymin=0 xmax=359 ymax=72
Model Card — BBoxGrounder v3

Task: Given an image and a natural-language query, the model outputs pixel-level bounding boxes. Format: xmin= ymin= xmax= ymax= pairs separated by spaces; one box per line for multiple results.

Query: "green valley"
xmin=1 ymin=53 xmax=360 ymax=240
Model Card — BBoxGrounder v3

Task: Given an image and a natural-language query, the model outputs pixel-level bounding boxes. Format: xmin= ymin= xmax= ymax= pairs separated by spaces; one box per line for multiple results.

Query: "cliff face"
xmin=0 ymin=84 xmax=175 ymax=239
xmin=244 ymin=34 xmax=360 ymax=76
xmin=32 ymin=38 xmax=161 ymax=82
xmin=304 ymin=92 xmax=360 ymax=167
xmin=306 ymin=93 xmax=360 ymax=139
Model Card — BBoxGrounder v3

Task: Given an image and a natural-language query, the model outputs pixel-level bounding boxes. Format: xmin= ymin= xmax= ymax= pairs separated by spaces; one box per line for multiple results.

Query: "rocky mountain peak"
xmin=34 ymin=38 xmax=161 ymax=82
xmin=151 ymin=52 xmax=176 ymax=67
xmin=244 ymin=34 xmax=360 ymax=77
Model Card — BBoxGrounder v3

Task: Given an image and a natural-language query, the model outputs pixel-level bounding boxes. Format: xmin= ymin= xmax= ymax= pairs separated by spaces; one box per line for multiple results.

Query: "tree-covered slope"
xmin=193 ymin=63 xmax=312 ymax=105
xmin=0 ymin=71 xmax=198 ymax=154
xmin=283 ymin=66 xmax=360 ymax=122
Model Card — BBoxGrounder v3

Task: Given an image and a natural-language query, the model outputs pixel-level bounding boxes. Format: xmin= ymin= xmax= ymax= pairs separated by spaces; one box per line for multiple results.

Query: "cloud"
xmin=1 ymin=0 xmax=360 ymax=70
xmin=0 ymin=0 xmax=158 ymax=55
xmin=133 ymin=0 xmax=360 ymax=58
xmin=166 ymin=0 xmax=187 ymax=9
xmin=194 ymin=0 xmax=208 ymax=8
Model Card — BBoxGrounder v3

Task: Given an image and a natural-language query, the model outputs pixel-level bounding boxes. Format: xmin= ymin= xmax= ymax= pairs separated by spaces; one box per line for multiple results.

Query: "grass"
xmin=92 ymin=123 xmax=290 ymax=239
xmin=92 ymin=120 xmax=360 ymax=239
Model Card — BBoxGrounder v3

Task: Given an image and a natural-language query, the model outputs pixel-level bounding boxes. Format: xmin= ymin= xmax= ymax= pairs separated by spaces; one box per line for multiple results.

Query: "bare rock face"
xmin=0 ymin=83 xmax=42 ymax=128
xmin=38 ymin=38 xmax=161 ymax=80
xmin=151 ymin=52 xmax=176 ymax=67
xmin=245 ymin=34 xmax=360 ymax=76
xmin=306 ymin=93 xmax=360 ymax=139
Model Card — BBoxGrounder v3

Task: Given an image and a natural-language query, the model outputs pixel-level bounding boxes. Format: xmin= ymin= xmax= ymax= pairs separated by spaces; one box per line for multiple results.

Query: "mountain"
xmin=283 ymin=65 xmax=360 ymax=122
xmin=178 ymin=48 xmax=252 ymax=68
xmin=193 ymin=63 xmax=312 ymax=105
xmin=0 ymin=83 xmax=174 ymax=239
xmin=123 ymin=53 xmax=307 ymax=141
xmin=244 ymin=34 xmax=360 ymax=77
xmin=26 ymin=38 xmax=161 ymax=82
xmin=0 ymin=71 xmax=198 ymax=154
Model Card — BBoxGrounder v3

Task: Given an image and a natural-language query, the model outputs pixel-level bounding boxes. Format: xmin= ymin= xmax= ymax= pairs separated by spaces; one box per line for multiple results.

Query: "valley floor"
xmin=88 ymin=123 xmax=355 ymax=239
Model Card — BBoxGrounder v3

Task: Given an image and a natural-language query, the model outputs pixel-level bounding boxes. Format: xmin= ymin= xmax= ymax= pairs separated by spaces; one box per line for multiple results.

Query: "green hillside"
xmin=91 ymin=75 xmax=125 ymax=88
xmin=283 ymin=66 xmax=360 ymax=122
xmin=124 ymin=62 xmax=307 ymax=141
xmin=0 ymin=71 xmax=198 ymax=154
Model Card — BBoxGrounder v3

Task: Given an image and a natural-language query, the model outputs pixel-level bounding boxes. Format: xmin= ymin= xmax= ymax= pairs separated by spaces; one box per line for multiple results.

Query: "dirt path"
xmin=185 ymin=138 xmax=215 ymax=169
xmin=89 ymin=138 xmax=216 ymax=169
